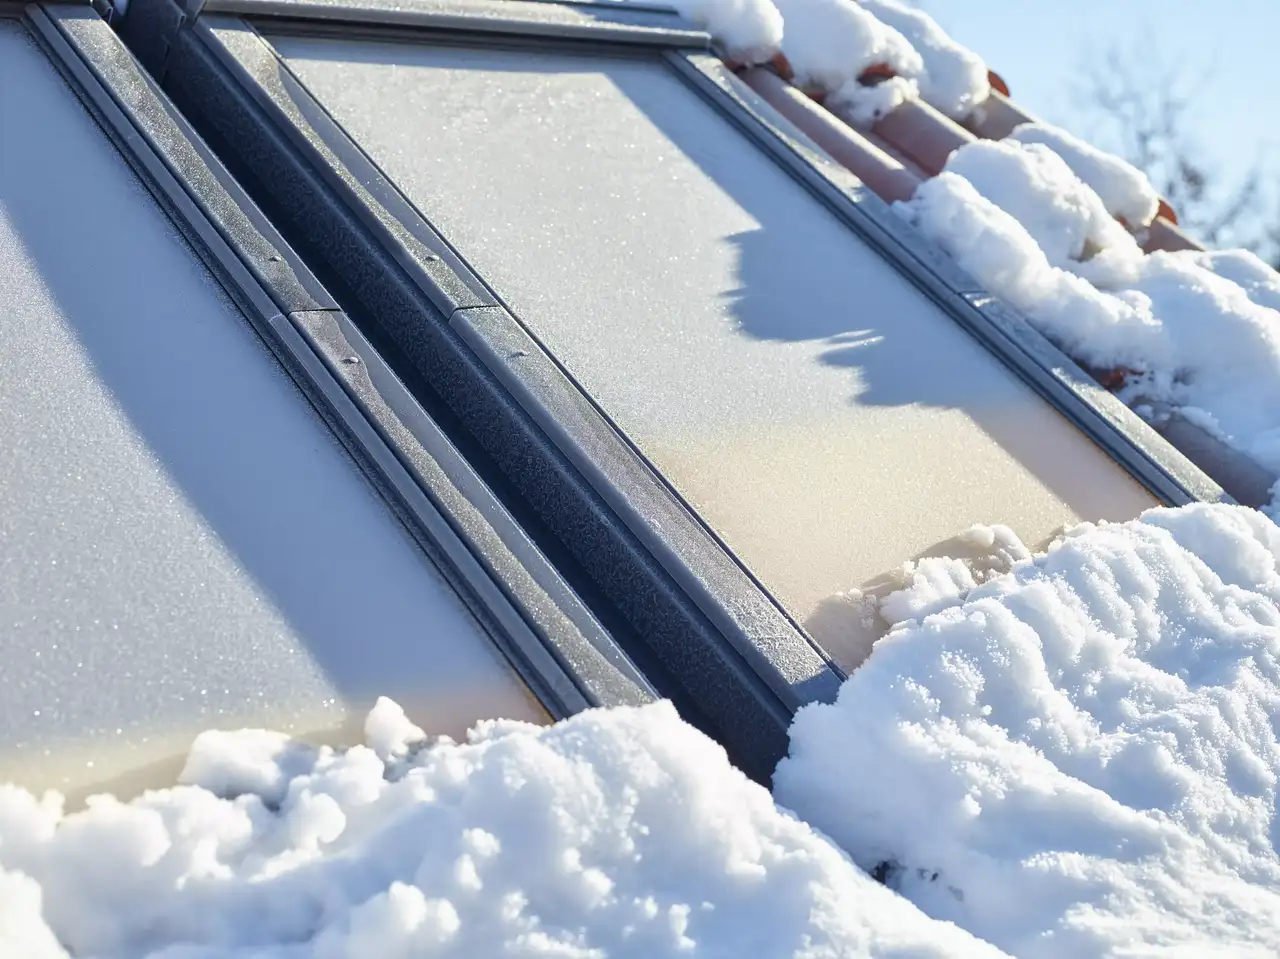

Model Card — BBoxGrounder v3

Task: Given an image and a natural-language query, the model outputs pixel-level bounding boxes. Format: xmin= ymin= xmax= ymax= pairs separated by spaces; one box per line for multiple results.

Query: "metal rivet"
xmin=342 ymin=355 xmax=361 ymax=365
xmin=268 ymin=254 xmax=281 ymax=262
xmin=424 ymin=253 xmax=441 ymax=262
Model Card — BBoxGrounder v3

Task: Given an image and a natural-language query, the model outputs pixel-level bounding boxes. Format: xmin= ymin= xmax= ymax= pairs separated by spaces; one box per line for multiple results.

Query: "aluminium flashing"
xmin=665 ymin=51 xmax=1226 ymax=509
xmin=31 ymin=2 xmax=655 ymax=722
xmin=145 ymin=12 xmax=842 ymax=783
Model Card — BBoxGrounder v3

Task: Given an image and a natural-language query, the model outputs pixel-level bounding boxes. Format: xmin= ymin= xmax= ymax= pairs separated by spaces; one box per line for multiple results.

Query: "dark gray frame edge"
xmin=144 ymin=11 xmax=836 ymax=783
xmin=201 ymin=0 xmax=707 ymax=48
xmin=666 ymin=52 xmax=1225 ymax=507
xmin=26 ymin=2 xmax=656 ymax=721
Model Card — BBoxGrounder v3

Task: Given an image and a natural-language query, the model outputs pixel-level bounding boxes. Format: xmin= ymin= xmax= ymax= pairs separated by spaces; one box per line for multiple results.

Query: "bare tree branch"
xmin=1070 ymin=40 xmax=1278 ymax=266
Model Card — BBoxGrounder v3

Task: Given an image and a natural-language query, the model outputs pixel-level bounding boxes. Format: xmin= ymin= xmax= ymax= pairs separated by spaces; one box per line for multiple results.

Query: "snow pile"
xmin=665 ymin=0 xmax=783 ymax=65
xmin=856 ymin=0 xmax=990 ymax=119
xmin=940 ymin=138 xmax=1141 ymax=275
xmin=777 ymin=503 xmax=1280 ymax=957
xmin=897 ymin=150 xmax=1280 ymax=477
xmin=0 ymin=698 xmax=1005 ymax=958
xmin=775 ymin=0 xmax=922 ymax=123
xmin=1008 ymin=122 xmax=1161 ymax=229
xmin=644 ymin=0 xmax=991 ymax=121
xmin=1122 ymin=254 xmax=1280 ymax=472
xmin=895 ymin=171 xmax=1163 ymax=372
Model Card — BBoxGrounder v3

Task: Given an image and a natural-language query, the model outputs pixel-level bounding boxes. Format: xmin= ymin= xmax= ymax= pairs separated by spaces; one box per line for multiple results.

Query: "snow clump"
xmin=664 ymin=0 xmax=784 ymax=65
xmin=639 ymin=0 xmax=992 ymax=122
xmin=896 ymin=150 xmax=1280 ymax=479
xmin=1191 ymin=248 xmax=1280 ymax=315
xmin=856 ymin=0 xmax=990 ymax=118
xmin=939 ymin=138 xmax=1142 ymax=279
xmin=1007 ymin=121 xmax=1161 ymax=229
xmin=895 ymin=170 xmax=1165 ymax=373
xmin=775 ymin=0 xmax=922 ymax=123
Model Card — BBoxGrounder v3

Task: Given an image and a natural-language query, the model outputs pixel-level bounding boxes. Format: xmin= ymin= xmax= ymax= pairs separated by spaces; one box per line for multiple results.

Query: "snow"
xmin=777 ymin=503 xmax=1280 ymax=957
xmin=644 ymin=0 xmax=990 ymax=121
xmin=1191 ymin=249 xmax=1280 ymax=314
xmin=775 ymin=0 xmax=922 ymax=123
xmin=940 ymin=138 xmax=1141 ymax=273
xmin=363 ymin=696 xmax=427 ymax=760
xmin=895 ymin=171 xmax=1163 ymax=372
xmin=896 ymin=161 xmax=1280 ymax=481
xmin=1123 ymin=253 xmax=1280 ymax=473
xmin=0 ymin=700 xmax=1004 ymax=958
xmin=665 ymin=0 xmax=783 ymax=65
xmin=1008 ymin=122 xmax=1161 ymax=229
xmin=817 ymin=525 xmax=1038 ymax=675
xmin=856 ymin=0 xmax=990 ymax=119
xmin=875 ymin=524 xmax=1034 ymax=628
xmin=0 ymin=869 xmax=66 ymax=959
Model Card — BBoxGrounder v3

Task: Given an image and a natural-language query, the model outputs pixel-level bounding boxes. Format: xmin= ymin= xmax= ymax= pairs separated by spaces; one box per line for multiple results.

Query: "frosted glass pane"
xmin=0 ymin=24 xmax=546 ymax=799
xmin=275 ymin=36 xmax=1157 ymax=650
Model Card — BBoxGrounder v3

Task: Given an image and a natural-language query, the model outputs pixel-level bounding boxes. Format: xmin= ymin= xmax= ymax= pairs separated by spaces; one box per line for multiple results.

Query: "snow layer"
xmin=1008 ymin=122 xmax=1161 ymax=229
xmin=0 ymin=698 xmax=1003 ymax=958
xmin=895 ymin=171 xmax=1162 ymax=372
xmin=651 ymin=0 xmax=990 ymax=120
xmin=775 ymin=0 xmax=922 ymax=124
xmin=896 ymin=164 xmax=1280 ymax=477
xmin=940 ymin=139 xmax=1141 ymax=273
xmin=1191 ymin=248 xmax=1280 ymax=314
xmin=856 ymin=0 xmax=989 ymax=119
xmin=777 ymin=503 xmax=1280 ymax=957
xmin=665 ymin=0 xmax=783 ymax=65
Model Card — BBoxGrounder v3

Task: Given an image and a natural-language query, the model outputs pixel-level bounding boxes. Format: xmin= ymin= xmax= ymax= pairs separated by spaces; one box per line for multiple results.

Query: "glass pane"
xmin=0 ymin=23 xmax=547 ymax=800
xmin=275 ymin=35 xmax=1160 ymax=656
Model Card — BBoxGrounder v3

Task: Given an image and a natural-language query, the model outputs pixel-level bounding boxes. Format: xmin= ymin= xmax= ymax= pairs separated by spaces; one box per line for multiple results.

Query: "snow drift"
xmin=0 ymin=699 xmax=1000 ymax=958
xmin=777 ymin=503 xmax=1280 ymax=957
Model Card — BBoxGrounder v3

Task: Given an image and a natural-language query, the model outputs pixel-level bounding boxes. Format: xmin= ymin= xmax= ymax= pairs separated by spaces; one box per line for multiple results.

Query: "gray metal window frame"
xmin=11 ymin=1 xmax=657 ymax=732
xmin=115 ymin=0 xmax=1227 ymax=781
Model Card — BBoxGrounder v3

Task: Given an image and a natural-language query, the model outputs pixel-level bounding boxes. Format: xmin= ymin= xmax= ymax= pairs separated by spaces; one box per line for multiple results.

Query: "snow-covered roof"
xmin=8 ymin=1 xmax=1280 ymax=955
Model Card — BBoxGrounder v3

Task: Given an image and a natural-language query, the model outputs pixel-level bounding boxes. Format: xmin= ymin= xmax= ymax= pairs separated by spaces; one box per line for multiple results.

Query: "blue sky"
xmin=924 ymin=0 xmax=1278 ymax=185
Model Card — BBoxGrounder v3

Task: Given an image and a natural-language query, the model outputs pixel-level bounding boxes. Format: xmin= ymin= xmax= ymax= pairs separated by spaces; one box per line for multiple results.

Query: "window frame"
xmin=115 ymin=0 xmax=1227 ymax=780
